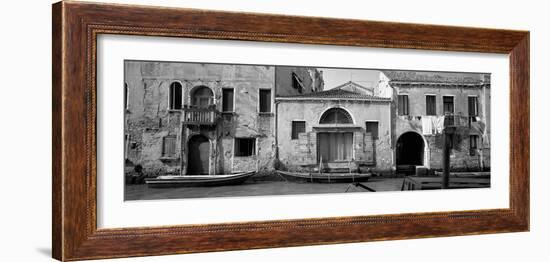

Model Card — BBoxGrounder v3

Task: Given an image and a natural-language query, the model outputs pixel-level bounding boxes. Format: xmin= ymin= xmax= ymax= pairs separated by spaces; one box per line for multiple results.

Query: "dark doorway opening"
xmin=187 ymin=135 xmax=210 ymax=175
xmin=396 ymin=132 xmax=424 ymax=175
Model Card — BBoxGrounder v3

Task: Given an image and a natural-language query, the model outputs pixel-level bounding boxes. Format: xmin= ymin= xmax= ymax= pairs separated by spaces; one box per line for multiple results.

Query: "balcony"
xmin=443 ymin=114 xmax=470 ymax=127
xmin=182 ymin=106 xmax=219 ymax=126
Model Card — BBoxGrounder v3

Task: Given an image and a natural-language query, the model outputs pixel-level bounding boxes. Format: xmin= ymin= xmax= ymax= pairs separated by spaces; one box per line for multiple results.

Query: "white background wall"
xmin=0 ymin=0 xmax=546 ymax=261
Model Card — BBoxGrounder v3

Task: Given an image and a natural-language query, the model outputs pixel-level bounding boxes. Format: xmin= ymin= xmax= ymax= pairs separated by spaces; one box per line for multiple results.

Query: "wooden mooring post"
xmin=442 ymin=127 xmax=456 ymax=189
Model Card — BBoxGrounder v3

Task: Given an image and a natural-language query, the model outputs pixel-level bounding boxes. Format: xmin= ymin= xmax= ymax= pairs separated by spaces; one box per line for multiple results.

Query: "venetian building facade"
xmin=124 ymin=61 xmax=279 ymax=175
xmin=124 ymin=61 xmax=321 ymax=176
xmin=380 ymin=70 xmax=491 ymax=175
xmin=275 ymin=86 xmax=393 ymax=174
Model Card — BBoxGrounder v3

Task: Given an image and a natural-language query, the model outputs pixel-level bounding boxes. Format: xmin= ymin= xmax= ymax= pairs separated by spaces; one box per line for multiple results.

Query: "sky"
xmin=320 ymin=68 xmax=381 ymax=90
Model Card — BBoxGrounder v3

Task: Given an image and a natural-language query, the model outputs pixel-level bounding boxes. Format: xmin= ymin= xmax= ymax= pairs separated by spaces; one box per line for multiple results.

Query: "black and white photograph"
xmin=4 ymin=0 xmax=546 ymax=261
xmin=123 ymin=60 xmax=491 ymax=200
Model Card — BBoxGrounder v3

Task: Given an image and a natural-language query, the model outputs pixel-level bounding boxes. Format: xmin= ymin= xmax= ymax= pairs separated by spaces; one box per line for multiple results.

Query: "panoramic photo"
xmin=123 ymin=60 xmax=491 ymax=200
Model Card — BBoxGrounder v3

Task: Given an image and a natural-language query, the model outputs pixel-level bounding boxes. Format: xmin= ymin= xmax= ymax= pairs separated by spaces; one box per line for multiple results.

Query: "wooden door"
xmin=318 ymin=132 xmax=353 ymax=162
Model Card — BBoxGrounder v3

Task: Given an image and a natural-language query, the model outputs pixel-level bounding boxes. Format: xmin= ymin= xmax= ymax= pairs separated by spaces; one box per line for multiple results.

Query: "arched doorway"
xmin=187 ymin=135 xmax=210 ymax=175
xmin=191 ymin=86 xmax=214 ymax=108
xmin=317 ymin=108 xmax=354 ymax=163
xmin=396 ymin=132 xmax=424 ymax=174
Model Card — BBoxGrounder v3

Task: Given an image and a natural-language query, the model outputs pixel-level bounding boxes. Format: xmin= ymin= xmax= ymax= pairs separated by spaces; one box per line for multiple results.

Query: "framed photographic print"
xmin=52 ymin=1 xmax=529 ymax=261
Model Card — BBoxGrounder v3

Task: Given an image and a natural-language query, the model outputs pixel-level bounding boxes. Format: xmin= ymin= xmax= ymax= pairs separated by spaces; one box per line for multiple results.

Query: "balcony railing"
xmin=444 ymin=114 xmax=474 ymax=127
xmin=182 ymin=106 xmax=219 ymax=126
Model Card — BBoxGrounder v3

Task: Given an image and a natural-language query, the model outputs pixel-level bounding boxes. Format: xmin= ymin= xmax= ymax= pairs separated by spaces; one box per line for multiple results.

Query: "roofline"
xmin=389 ymin=81 xmax=490 ymax=87
xmin=275 ymin=97 xmax=391 ymax=102
xmin=332 ymin=80 xmax=374 ymax=91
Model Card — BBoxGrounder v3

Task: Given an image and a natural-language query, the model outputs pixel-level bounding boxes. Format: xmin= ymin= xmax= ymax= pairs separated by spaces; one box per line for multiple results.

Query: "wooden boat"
xmin=276 ymin=170 xmax=371 ymax=183
xmin=401 ymin=176 xmax=490 ymax=190
xmin=145 ymin=172 xmax=255 ymax=188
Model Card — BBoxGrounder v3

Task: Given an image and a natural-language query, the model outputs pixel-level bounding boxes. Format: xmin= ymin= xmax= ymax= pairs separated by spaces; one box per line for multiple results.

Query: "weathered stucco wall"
xmin=391 ymin=80 xmax=491 ymax=171
xmin=276 ymin=100 xmax=393 ymax=172
xmin=124 ymin=61 xmax=276 ymax=175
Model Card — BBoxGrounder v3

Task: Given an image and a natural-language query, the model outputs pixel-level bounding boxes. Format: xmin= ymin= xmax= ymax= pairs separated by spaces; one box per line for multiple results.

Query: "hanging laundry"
xmin=433 ymin=115 xmax=446 ymax=134
xmin=422 ymin=116 xmax=433 ymax=135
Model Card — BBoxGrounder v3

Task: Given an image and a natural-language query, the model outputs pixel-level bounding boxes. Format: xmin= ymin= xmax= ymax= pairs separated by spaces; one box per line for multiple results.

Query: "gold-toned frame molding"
xmin=52 ymin=1 xmax=529 ymax=261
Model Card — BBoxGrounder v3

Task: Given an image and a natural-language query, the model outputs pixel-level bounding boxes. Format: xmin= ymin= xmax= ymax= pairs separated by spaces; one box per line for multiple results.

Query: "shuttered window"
xmin=292 ymin=72 xmax=304 ymax=93
xmin=222 ymin=88 xmax=234 ymax=112
xmin=291 ymin=121 xmax=306 ymax=140
xmin=162 ymin=136 xmax=177 ymax=157
xmin=259 ymin=89 xmax=271 ymax=113
xmin=365 ymin=121 xmax=379 ymax=140
xmin=426 ymin=95 xmax=436 ymax=115
xmin=398 ymin=95 xmax=409 ymax=115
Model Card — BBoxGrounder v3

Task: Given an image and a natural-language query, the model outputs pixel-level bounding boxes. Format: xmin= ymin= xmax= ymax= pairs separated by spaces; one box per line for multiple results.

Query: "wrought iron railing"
xmin=443 ymin=114 xmax=473 ymax=127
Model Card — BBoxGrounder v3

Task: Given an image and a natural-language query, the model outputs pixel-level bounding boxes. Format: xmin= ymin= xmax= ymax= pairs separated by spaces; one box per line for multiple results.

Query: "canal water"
xmin=125 ymin=178 xmax=405 ymax=201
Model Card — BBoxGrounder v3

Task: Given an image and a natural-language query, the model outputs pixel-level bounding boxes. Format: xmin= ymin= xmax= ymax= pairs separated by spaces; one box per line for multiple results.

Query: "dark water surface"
xmin=125 ymin=178 xmax=405 ymax=201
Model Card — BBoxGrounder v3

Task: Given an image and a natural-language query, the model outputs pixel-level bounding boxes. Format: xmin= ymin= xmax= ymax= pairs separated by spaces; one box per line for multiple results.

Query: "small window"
xmin=259 ymin=89 xmax=271 ymax=113
xmin=468 ymin=96 xmax=478 ymax=123
xmin=124 ymin=133 xmax=130 ymax=159
xmin=469 ymin=135 xmax=478 ymax=156
xmin=398 ymin=95 xmax=409 ymax=115
xmin=443 ymin=96 xmax=454 ymax=114
xmin=291 ymin=121 xmax=306 ymax=140
xmin=169 ymin=82 xmax=183 ymax=110
xmin=162 ymin=136 xmax=177 ymax=157
xmin=124 ymin=83 xmax=129 ymax=110
xmin=426 ymin=95 xmax=436 ymax=116
xmin=222 ymin=88 xmax=234 ymax=112
xmin=235 ymin=138 xmax=255 ymax=157
xmin=365 ymin=121 xmax=379 ymax=140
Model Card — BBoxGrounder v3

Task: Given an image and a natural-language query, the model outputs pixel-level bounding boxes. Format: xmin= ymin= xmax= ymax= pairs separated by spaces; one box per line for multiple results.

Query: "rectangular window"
xmin=443 ymin=96 xmax=454 ymax=114
xmin=124 ymin=134 xmax=130 ymax=159
xmin=124 ymin=83 xmax=129 ymax=110
xmin=222 ymin=88 xmax=234 ymax=112
xmin=426 ymin=95 xmax=436 ymax=115
xmin=398 ymin=95 xmax=409 ymax=115
xmin=291 ymin=121 xmax=306 ymax=140
xmin=365 ymin=121 xmax=379 ymax=140
xmin=162 ymin=136 xmax=177 ymax=157
xmin=468 ymin=96 xmax=478 ymax=123
xmin=235 ymin=138 xmax=255 ymax=157
xmin=469 ymin=135 xmax=479 ymax=156
xmin=259 ymin=89 xmax=272 ymax=113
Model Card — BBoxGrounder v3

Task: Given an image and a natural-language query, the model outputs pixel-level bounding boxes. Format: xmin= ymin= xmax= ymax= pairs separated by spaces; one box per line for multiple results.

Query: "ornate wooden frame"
xmin=52 ymin=1 xmax=530 ymax=261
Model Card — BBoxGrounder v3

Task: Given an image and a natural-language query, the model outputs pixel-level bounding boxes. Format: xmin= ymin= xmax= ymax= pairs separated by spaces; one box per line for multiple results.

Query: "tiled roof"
xmin=382 ymin=70 xmax=490 ymax=84
xmin=277 ymin=89 xmax=390 ymax=101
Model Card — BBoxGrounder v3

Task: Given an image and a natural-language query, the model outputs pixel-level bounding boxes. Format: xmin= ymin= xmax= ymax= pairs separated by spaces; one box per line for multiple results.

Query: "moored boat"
xmin=145 ymin=172 xmax=255 ymax=188
xmin=276 ymin=170 xmax=371 ymax=183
